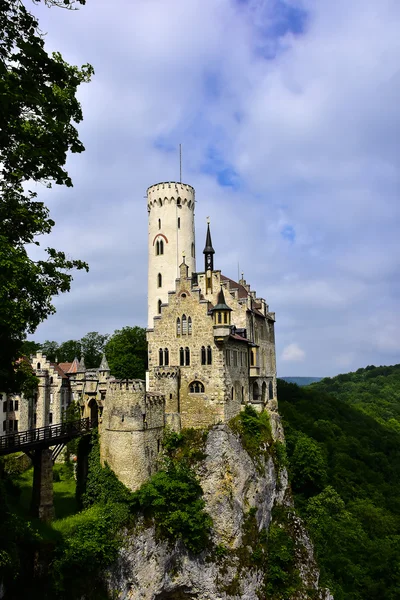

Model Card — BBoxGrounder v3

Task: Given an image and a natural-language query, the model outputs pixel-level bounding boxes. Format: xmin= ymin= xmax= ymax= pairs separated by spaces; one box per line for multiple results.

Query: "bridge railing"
xmin=0 ymin=418 xmax=97 ymax=456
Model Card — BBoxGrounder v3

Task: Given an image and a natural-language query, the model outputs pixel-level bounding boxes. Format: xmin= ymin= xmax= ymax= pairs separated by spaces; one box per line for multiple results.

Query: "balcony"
xmin=250 ymin=366 xmax=260 ymax=377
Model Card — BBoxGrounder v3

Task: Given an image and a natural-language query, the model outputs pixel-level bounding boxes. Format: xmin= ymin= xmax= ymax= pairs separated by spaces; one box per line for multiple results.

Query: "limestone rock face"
xmin=106 ymin=425 xmax=332 ymax=600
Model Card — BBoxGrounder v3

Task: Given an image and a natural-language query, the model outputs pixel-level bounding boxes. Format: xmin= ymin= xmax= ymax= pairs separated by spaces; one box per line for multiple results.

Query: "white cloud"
xmin=25 ymin=0 xmax=400 ymax=377
xmin=282 ymin=343 xmax=306 ymax=362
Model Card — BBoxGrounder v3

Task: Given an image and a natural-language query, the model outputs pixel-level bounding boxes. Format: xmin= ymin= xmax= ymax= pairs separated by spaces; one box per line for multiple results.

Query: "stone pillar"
xmin=31 ymin=448 xmax=54 ymax=522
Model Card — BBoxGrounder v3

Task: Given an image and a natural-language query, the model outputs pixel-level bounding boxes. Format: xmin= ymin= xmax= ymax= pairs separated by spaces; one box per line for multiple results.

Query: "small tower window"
xmin=185 ymin=347 xmax=190 ymax=366
xmin=37 ymin=363 xmax=41 ymax=370
xmin=179 ymin=347 xmax=184 ymax=366
xmin=269 ymin=381 xmax=273 ymax=400
xmin=207 ymin=345 xmax=212 ymax=365
xmin=224 ymin=312 xmax=228 ymax=324
xmin=176 ymin=317 xmax=181 ymax=336
xmin=217 ymin=312 xmax=222 ymax=324
xmin=157 ymin=273 xmax=162 ymax=288
xmin=188 ymin=316 xmax=192 ymax=335
xmin=164 ymin=348 xmax=169 ymax=366
xmin=182 ymin=314 xmax=187 ymax=335
xmin=178 ymin=217 xmax=180 ymax=229
xmin=189 ymin=381 xmax=204 ymax=393
xmin=159 ymin=348 xmax=163 ymax=366
xmin=156 ymin=240 xmax=160 ymax=255
xmin=191 ymin=242 xmax=195 ymax=258
xmin=160 ymin=240 xmax=164 ymax=255
xmin=158 ymin=218 xmax=161 ymax=230
xmin=201 ymin=346 xmax=206 ymax=365
xmin=158 ymin=299 xmax=162 ymax=314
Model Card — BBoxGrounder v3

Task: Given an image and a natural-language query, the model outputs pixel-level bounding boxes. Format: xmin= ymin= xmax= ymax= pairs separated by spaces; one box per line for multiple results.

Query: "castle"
xmin=1 ymin=181 xmax=278 ymax=492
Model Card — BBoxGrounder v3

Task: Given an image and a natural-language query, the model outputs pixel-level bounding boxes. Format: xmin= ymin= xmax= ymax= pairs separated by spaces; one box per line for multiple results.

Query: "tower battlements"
xmin=147 ymin=182 xmax=195 ymax=212
xmin=107 ymin=379 xmax=146 ymax=394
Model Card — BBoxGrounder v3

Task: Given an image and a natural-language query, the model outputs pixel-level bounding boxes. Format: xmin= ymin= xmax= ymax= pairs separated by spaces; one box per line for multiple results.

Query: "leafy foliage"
xmin=278 ymin=377 xmax=400 ymax=600
xmin=0 ymin=0 xmax=92 ymax=391
xmin=131 ymin=459 xmax=212 ymax=554
xmin=229 ymin=404 xmax=273 ymax=460
xmin=105 ymin=326 xmax=147 ymax=379
xmin=311 ymin=364 xmax=400 ymax=432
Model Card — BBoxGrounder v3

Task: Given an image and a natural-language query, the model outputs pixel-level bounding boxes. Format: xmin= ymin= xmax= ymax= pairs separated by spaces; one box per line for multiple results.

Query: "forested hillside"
xmin=280 ymin=377 xmax=323 ymax=386
xmin=310 ymin=364 xmax=400 ymax=431
xmin=278 ymin=377 xmax=400 ymax=600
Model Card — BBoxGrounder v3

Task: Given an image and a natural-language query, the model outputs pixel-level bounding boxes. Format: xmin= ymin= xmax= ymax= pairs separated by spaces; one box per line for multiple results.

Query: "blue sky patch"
xmin=281 ymin=224 xmax=296 ymax=243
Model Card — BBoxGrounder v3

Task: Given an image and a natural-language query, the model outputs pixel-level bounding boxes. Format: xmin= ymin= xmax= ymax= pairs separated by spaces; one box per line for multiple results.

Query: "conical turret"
xmin=99 ymin=353 xmax=110 ymax=371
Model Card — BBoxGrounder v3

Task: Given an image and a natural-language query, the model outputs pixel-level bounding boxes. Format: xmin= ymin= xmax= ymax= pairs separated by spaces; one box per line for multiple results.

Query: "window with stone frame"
xmin=189 ymin=381 xmax=204 ymax=393
xmin=188 ymin=316 xmax=192 ymax=335
xmin=156 ymin=240 xmax=160 ymax=255
xmin=201 ymin=346 xmax=206 ymax=365
xmin=159 ymin=348 xmax=164 ymax=366
xmin=157 ymin=273 xmax=162 ymax=288
xmin=176 ymin=317 xmax=181 ymax=336
xmin=158 ymin=299 xmax=162 ymax=314
xmin=182 ymin=314 xmax=187 ymax=335
xmin=164 ymin=348 xmax=169 ymax=366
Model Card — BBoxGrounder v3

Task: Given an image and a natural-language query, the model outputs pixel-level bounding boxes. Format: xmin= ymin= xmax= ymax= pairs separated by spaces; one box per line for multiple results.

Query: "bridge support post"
xmin=31 ymin=448 xmax=54 ymax=522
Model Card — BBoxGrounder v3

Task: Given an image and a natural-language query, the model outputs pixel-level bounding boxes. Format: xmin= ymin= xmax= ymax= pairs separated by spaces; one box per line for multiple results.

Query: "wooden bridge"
xmin=0 ymin=418 xmax=97 ymax=521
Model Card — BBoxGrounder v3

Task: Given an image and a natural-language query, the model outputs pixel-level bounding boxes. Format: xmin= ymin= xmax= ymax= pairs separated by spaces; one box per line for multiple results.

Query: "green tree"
xmin=0 ymin=0 xmax=93 ymax=391
xmin=105 ymin=327 xmax=147 ymax=379
xmin=19 ymin=340 xmax=42 ymax=358
xmin=40 ymin=340 xmax=59 ymax=362
xmin=58 ymin=339 xmax=82 ymax=363
xmin=80 ymin=332 xmax=108 ymax=369
xmin=291 ymin=433 xmax=327 ymax=496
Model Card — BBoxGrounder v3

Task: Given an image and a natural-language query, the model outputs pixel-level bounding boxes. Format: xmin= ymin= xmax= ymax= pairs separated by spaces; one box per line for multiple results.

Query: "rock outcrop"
xmin=106 ymin=424 xmax=332 ymax=600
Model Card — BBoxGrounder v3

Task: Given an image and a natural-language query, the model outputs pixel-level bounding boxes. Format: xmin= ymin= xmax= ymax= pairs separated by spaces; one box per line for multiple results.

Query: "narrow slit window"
xmin=164 ymin=348 xmax=169 ymax=366
xmin=185 ymin=347 xmax=190 ymax=366
xmin=207 ymin=346 xmax=212 ymax=365
xmin=158 ymin=218 xmax=161 ymax=229
xmin=176 ymin=317 xmax=181 ymax=336
xmin=201 ymin=346 xmax=206 ymax=365
xmin=178 ymin=217 xmax=180 ymax=229
xmin=157 ymin=273 xmax=162 ymax=287
xmin=188 ymin=316 xmax=192 ymax=335
xmin=182 ymin=314 xmax=187 ymax=335
xmin=159 ymin=348 xmax=164 ymax=366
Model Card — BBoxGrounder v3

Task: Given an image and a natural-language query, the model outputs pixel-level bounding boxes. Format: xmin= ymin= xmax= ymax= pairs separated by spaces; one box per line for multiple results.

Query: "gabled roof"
xmin=50 ymin=363 xmax=68 ymax=379
xmin=221 ymin=274 xmax=248 ymax=299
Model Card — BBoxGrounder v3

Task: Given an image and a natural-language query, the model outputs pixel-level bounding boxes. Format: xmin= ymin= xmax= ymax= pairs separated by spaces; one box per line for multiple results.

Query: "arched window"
xmin=269 ymin=381 xmax=273 ymax=400
xmin=201 ymin=346 xmax=206 ymax=365
xmin=37 ymin=363 xmax=41 ymax=370
xmin=182 ymin=314 xmax=187 ymax=335
xmin=188 ymin=316 xmax=192 ymax=335
xmin=253 ymin=382 xmax=259 ymax=401
xmin=158 ymin=218 xmax=161 ymax=230
xmin=185 ymin=347 xmax=190 ymax=366
xmin=262 ymin=382 xmax=267 ymax=403
xmin=160 ymin=240 xmax=164 ymax=255
xmin=157 ymin=273 xmax=162 ymax=287
xmin=164 ymin=348 xmax=169 ymax=366
xmin=156 ymin=240 xmax=160 ymax=255
xmin=189 ymin=381 xmax=205 ymax=393
xmin=179 ymin=347 xmax=184 ymax=366
xmin=207 ymin=345 xmax=212 ymax=365
xmin=176 ymin=317 xmax=181 ymax=336
xmin=178 ymin=217 xmax=180 ymax=229
xmin=159 ymin=348 xmax=163 ymax=366
xmin=158 ymin=299 xmax=162 ymax=314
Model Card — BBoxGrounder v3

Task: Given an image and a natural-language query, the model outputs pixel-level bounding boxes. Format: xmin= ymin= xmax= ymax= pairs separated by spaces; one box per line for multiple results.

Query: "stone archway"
xmin=88 ymin=398 xmax=98 ymax=423
xmin=262 ymin=382 xmax=267 ymax=403
xmin=252 ymin=382 xmax=260 ymax=401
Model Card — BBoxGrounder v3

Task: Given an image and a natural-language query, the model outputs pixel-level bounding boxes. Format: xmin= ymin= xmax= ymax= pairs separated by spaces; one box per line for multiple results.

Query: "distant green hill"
xmin=309 ymin=364 xmax=400 ymax=431
xmin=281 ymin=376 xmax=323 ymax=386
xmin=277 ymin=376 xmax=400 ymax=600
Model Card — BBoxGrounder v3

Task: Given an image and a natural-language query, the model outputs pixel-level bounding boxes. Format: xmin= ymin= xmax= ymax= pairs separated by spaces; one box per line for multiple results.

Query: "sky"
xmin=28 ymin=0 xmax=400 ymax=377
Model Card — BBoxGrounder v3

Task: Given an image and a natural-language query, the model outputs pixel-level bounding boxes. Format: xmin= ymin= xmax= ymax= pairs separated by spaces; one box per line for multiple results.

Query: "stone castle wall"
xmin=100 ymin=379 xmax=165 ymax=491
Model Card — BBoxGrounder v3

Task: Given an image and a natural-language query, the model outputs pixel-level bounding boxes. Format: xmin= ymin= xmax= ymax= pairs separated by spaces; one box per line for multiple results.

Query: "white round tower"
xmin=147 ymin=181 xmax=196 ymax=328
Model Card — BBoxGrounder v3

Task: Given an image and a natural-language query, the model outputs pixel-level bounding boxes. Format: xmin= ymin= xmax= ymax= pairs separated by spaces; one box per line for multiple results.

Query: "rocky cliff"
xmin=106 ymin=423 xmax=332 ymax=600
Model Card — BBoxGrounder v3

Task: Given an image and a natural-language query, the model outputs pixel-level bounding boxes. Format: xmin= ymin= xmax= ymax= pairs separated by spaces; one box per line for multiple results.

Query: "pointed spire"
xmin=203 ymin=218 xmax=215 ymax=272
xmin=211 ymin=287 xmax=232 ymax=312
xmin=99 ymin=353 xmax=110 ymax=371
